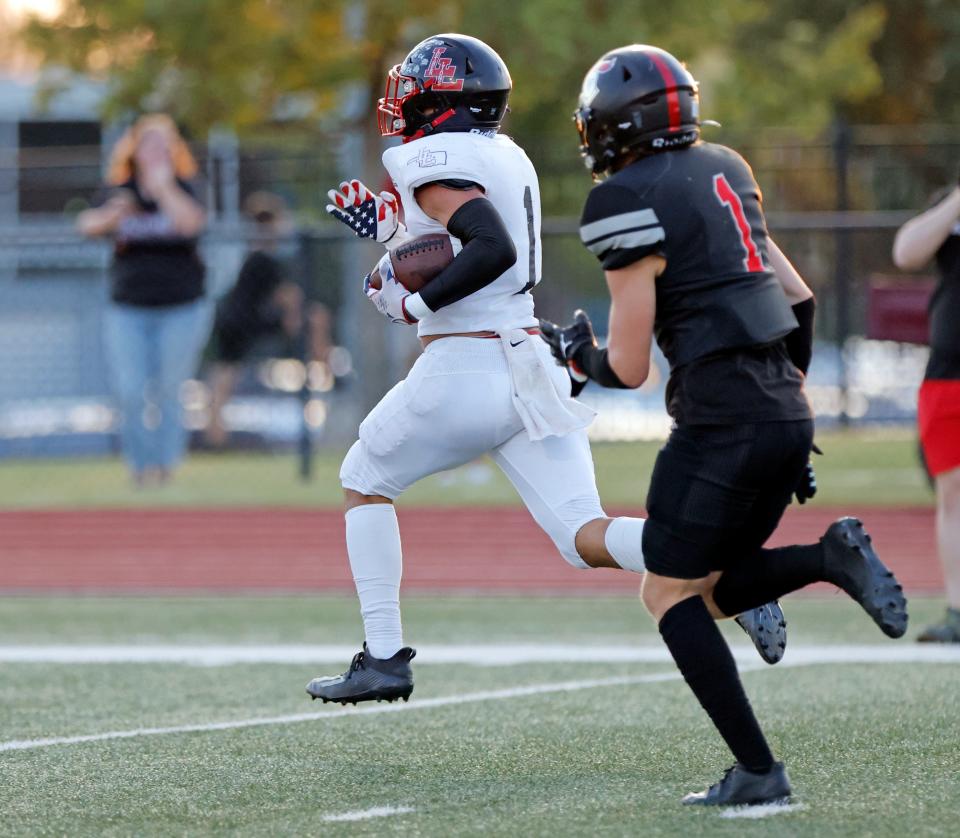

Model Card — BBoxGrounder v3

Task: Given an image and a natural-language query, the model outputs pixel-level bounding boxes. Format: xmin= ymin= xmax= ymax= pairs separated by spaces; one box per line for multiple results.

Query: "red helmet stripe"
xmin=647 ymin=52 xmax=682 ymax=130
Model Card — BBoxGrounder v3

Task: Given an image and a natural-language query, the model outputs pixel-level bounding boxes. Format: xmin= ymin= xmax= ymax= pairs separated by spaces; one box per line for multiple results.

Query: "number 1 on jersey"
xmin=713 ymin=173 xmax=764 ymax=272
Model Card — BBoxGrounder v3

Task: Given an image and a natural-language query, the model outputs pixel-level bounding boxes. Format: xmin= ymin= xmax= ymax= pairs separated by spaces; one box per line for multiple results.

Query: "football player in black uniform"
xmin=542 ymin=45 xmax=909 ymax=807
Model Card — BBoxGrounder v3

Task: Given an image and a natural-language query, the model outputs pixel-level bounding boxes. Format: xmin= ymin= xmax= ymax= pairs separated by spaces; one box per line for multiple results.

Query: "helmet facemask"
xmin=378 ymin=65 xmax=426 ymax=137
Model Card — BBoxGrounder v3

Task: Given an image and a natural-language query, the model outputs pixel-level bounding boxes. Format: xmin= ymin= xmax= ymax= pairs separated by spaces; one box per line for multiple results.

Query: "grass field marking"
xmin=719 ymin=803 xmax=807 ymax=820
xmin=2 ymin=643 xmax=954 ymax=755
xmin=2 ymin=643 xmax=959 ymax=665
xmin=0 ymin=669 xmax=703 ymax=754
xmin=322 ymin=805 xmax=415 ymax=823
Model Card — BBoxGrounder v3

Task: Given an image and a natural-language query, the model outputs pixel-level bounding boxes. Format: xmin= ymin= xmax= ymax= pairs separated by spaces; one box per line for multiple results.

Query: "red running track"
xmin=0 ymin=505 xmax=941 ymax=594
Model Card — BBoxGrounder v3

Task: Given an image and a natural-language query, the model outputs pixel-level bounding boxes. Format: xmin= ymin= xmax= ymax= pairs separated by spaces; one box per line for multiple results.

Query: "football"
xmin=369 ymin=234 xmax=455 ymax=292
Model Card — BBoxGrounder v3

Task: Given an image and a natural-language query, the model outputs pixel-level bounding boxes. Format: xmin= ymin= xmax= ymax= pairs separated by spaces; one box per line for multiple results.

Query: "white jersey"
xmin=382 ymin=131 xmax=542 ymax=336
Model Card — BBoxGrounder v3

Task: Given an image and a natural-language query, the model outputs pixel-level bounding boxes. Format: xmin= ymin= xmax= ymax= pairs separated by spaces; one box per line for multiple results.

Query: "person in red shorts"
xmin=893 ymin=175 xmax=960 ymax=642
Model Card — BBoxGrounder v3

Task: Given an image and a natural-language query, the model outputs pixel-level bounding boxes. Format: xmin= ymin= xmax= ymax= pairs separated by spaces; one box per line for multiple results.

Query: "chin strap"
xmin=403 ymin=108 xmax=457 ymax=143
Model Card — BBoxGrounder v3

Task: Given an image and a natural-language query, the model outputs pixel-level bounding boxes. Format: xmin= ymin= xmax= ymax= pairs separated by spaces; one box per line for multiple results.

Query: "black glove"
xmin=539 ymin=310 xmax=597 ymax=397
xmin=794 ymin=443 xmax=823 ymax=504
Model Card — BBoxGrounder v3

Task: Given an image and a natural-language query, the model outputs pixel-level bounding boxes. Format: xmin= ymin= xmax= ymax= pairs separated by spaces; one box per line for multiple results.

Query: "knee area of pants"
xmin=556 ymin=535 xmax=590 ymax=570
xmin=339 ymin=441 xmax=369 ymax=491
xmin=527 ymin=506 xmax=589 ymax=569
xmin=340 ymin=441 xmax=398 ymax=499
xmin=551 ymin=500 xmax=601 ymax=570
xmin=547 ymin=515 xmax=602 ymax=570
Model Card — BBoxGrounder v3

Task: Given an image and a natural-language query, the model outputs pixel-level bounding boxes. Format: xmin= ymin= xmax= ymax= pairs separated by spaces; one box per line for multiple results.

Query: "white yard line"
xmin=0 ymin=642 xmax=955 ymax=755
xmin=720 ymin=802 xmax=806 ymax=819
xmin=322 ymin=805 xmax=415 ymax=823
xmin=0 ymin=669 xmax=699 ymax=754
xmin=1 ymin=642 xmax=958 ymax=666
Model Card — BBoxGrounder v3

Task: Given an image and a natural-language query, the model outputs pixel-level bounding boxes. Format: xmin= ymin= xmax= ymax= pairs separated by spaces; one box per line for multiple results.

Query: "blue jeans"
xmin=104 ymin=299 xmax=211 ymax=474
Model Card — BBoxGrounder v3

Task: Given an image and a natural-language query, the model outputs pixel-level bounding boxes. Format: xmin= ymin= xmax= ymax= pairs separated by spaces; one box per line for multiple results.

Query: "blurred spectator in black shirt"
xmin=205 ymin=193 xmax=331 ymax=447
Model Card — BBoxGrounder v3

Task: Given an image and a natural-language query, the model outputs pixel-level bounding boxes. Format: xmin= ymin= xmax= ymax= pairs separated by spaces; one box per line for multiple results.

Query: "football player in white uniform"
xmin=307 ymin=34 xmax=784 ymax=705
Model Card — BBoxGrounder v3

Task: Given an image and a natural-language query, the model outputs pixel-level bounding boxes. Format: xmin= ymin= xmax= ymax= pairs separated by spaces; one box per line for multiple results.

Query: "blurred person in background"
xmin=203 ymin=192 xmax=335 ymax=448
xmin=77 ymin=114 xmax=208 ymax=486
xmin=204 ymin=192 xmax=308 ymax=448
xmin=893 ymin=174 xmax=960 ymax=643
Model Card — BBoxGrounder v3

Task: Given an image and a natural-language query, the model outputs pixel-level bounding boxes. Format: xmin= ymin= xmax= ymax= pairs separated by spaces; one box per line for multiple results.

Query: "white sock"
xmin=345 ymin=504 xmax=404 ymax=659
xmin=604 ymin=516 xmax=646 ymax=573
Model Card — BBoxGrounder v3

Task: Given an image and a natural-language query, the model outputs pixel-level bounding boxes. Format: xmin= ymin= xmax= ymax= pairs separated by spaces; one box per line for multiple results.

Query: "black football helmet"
xmin=575 ymin=45 xmax=701 ymax=178
xmin=378 ymin=34 xmax=512 ymax=141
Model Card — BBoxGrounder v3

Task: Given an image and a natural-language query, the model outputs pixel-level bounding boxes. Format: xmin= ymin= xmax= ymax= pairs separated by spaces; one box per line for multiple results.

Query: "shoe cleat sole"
xmin=829 ymin=518 xmax=908 ymax=639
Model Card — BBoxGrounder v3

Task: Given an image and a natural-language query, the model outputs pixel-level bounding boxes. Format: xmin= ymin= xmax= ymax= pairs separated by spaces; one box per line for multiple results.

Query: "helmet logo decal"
xmin=424 ymin=47 xmax=465 ymax=91
xmin=580 ymin=56 xmax=616 ymax=107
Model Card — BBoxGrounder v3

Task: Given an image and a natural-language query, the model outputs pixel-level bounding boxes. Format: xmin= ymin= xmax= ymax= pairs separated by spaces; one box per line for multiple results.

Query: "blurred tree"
xmin=847 ymin=0 xmax=960 ymax=125
xmin=18 ymin=0 xmax=452 ymax=133
xmin=17 ymin=1 xmax=957 ymax=162
xmin=717 ymin=2 xmax=887 ymax=129
xmin=12 ymin=1 xmax=902 ymax=136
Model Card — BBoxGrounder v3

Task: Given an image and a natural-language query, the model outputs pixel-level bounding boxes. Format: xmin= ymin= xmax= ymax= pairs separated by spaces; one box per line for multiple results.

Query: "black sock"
xmin=659 ymin=595 xmax=775 ymax=773
xmin=712 ymin=543 xmax=825 ymax=617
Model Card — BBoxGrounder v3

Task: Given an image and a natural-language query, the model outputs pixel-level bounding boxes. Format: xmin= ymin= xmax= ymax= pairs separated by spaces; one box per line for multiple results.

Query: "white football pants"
xmin=340 ymin=336 xmax=606 ymax=568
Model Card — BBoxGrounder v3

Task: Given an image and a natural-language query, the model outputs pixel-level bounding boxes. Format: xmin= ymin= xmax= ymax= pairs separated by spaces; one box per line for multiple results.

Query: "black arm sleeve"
xmin=784 ymin=296 xmax=815 ymax=374
xmin=574 ymin=345 xmax=630 ymax=389
xmin=417 ymin=197 xmax=518 ymax=312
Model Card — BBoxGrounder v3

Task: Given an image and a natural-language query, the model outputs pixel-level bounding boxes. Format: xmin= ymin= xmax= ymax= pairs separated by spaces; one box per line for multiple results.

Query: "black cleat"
xmin=917 ymin=608 xmax=960 ymax=643
xmin=682 ymin=762 xmax=792 ymax=807
xmin=306 ymin=644 xmax=415 ymax=705
xmin=735 ymin=601 xmax=787 ymax=665
xmin=821 ymin=517 xmax=908 ymax=638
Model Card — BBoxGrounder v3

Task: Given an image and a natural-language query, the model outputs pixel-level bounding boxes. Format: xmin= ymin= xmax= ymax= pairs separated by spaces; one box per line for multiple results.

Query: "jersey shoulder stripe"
xmin=580 ymin=208 xmax=660 ymax=245
xmin=579 ymin=179 xmax=667 ymax=268
xmin=582 ymin=223 xmax=666 ymax=257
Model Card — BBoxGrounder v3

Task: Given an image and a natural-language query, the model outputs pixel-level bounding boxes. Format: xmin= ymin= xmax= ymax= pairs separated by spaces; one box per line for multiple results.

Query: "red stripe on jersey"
xmin=648 ymin=52 xmax=681 ymax=130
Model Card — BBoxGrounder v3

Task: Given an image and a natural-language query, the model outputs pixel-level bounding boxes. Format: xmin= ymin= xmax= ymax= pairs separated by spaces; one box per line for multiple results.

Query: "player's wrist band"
xmin=402 ymin=292 xmax=432 ymax=323
xmin=784 ymin=296 xmax=816 ymax=375
xmin=574 ymin=345 xmax=629 ymax=389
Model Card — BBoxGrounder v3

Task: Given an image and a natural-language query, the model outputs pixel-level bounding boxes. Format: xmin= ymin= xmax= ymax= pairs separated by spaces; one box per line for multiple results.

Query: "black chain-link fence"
xmin=1 ymin=124 xmax=957 ymax=459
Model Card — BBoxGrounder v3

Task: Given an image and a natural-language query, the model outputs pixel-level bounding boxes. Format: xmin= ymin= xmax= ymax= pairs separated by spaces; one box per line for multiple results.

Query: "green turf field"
xmin=0 ymin=428 xmax=933 ymax=509
xmin=1 ymin=596 xmax=957 ymax=836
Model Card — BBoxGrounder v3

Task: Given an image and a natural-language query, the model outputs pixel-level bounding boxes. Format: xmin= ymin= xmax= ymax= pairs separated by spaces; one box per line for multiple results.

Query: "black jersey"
xmin=110 ymin=178 xmax=205 ymax=307
xmin=926 ymin=221 xmax=960 ymax=380
xmin=579 ymin=142 xmax=810 ymax=424
xmin=221 ymin=250 xmax=285 ymax=324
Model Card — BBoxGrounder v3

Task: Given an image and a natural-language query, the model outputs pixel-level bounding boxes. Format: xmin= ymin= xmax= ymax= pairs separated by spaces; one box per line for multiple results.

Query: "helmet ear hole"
xmin=622 ymin=66 xmax=632 ymax=82
xmin=465 ymin=57 xmax=475 ymax=74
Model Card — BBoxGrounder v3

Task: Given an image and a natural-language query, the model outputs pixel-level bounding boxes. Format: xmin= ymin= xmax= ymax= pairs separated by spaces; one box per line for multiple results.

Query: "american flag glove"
xmin=326 ymin=180 xmax=410 ymax=247
xmin=364 ymin=252 xmax=417 ymax=325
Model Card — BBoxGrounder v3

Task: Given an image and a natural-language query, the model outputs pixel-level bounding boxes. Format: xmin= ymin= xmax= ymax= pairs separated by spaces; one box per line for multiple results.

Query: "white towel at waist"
xmin=498 ymin=328 xmax=596 ymax=441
